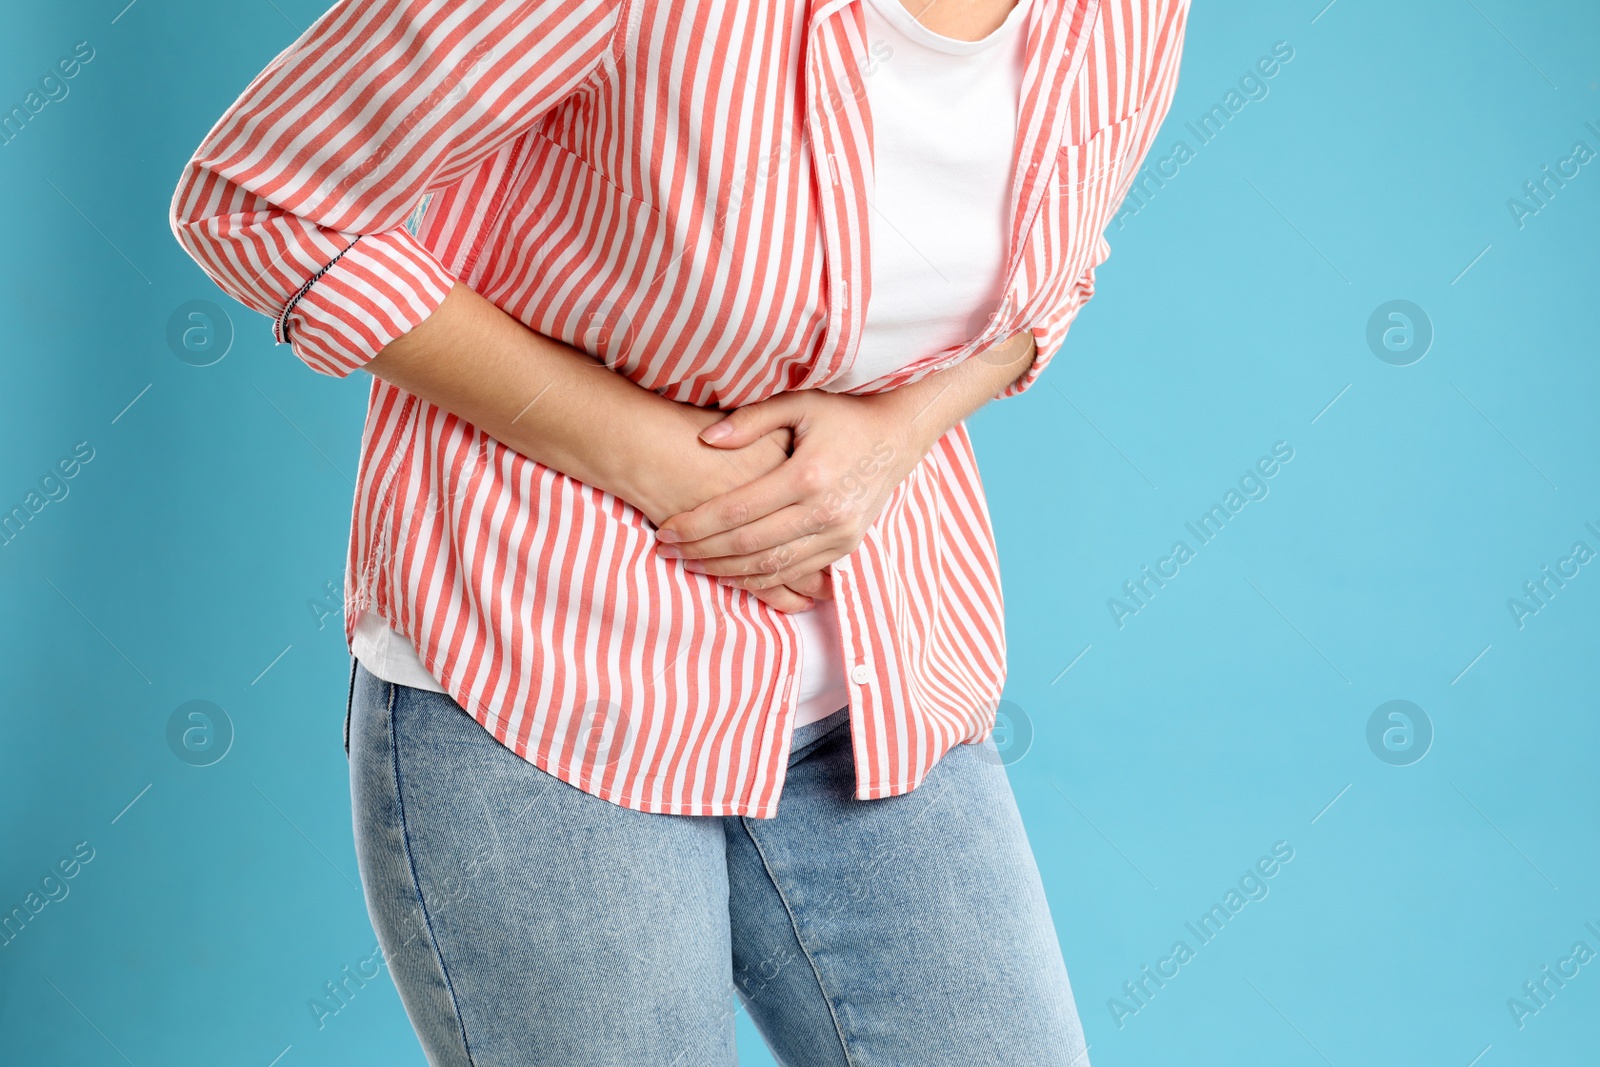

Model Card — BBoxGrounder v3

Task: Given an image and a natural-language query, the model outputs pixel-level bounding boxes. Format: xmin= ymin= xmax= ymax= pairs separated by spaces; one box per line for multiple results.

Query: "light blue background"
xmin=2 ymin=1 xmax=1596 ymax=1064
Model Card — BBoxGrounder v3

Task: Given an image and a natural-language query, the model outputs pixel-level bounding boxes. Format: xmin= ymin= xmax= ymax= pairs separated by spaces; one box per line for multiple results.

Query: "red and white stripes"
xmin=171 ymin=0 xmax=1189 ymax=817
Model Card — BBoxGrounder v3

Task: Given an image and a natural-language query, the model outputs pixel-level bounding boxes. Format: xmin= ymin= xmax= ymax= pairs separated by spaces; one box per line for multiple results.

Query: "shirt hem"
xmin=353 ymin=601 xmax=981 ymax=818
xmin=400 ymin=628 xmax=814 ymax=820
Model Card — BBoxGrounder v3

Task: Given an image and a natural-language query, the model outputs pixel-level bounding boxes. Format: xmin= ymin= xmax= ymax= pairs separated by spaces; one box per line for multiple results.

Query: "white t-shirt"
xmin=352 ymin=0 xmax=1029 ymax=732
xmin=823 ymin=0 xmax=1029 ymax=392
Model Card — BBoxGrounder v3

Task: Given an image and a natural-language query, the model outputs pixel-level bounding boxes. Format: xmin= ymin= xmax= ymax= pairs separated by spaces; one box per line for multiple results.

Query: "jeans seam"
xmin=386 ymin=679 xmax=479 ymax=1066
xmin=737 ymin=817 xmax=860 ymax=1067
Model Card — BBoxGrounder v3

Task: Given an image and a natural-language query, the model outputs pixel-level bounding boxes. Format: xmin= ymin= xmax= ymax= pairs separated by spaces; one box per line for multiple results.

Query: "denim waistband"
xmin=787 ymin=705 xmax=850 ymax=768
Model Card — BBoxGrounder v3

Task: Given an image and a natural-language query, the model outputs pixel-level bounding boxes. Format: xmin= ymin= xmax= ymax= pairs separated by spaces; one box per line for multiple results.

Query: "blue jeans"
xmin=346 ymin=660 xmax=1089 ymax=1066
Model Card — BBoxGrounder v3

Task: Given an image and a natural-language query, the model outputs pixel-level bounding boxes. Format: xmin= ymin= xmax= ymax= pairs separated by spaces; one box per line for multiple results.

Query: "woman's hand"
xmin=632 ymin=402 xmax=828 ymax=613
xmin=652 ymin=331 xmax=1040 ymax=592
xmin=652 ymin=389 xmax=935 ymax=593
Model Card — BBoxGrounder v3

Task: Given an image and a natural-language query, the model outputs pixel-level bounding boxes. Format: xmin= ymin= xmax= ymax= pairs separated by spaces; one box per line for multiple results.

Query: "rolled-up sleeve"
xmin=169 ymin=0 xmax=624 ymax=378
xmin=1000 ymin=0 xmax=1190 ymax=400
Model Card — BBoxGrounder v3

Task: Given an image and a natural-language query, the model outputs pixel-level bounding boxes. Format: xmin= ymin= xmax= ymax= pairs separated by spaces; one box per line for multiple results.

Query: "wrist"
xmin=597 ymin=397 xmax=696 ymax=523
xmin=878 ymin=331 xmax=1036 ymax=449
xmin=611 ymin=401 xmax=792 ymax=526
xmin=864 ymin=384 xmax=944 ymax=459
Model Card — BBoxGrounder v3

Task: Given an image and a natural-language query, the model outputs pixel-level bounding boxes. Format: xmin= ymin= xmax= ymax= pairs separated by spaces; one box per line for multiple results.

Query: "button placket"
xmin=828 ymin=554 xmax=869 ymax=695
xmin=835 ymin=554 xmax=870 ymax=685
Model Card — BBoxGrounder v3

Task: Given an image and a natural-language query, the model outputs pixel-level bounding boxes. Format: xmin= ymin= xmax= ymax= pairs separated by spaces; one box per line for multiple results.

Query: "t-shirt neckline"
xmin=862 ymin=0 xmax=1034 ymax=56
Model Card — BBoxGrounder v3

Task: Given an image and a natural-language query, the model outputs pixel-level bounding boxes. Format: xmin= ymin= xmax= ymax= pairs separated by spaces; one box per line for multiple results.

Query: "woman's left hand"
xmin=652 ymin=389 xmax=933 ymax=592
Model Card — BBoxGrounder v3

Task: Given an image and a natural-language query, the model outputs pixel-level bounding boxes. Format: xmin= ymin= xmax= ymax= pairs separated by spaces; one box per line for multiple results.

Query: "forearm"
xmin=872 ymin=330 xmax=1038 ymax=451
xmin=363 ymin=283 xmax=716 ymax=519
xmin=655 ymin=330 xmax=1041 ymax=581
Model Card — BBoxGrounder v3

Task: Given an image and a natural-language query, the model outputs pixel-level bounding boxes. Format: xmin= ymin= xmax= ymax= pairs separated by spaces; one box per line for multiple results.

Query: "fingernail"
xmin=656 ymin=544 xmax=680 ymax=558
xmin=700 ymin=421 xmax=731 ymax=442
xmin=655 ymin=530 xmax=680 ymax=543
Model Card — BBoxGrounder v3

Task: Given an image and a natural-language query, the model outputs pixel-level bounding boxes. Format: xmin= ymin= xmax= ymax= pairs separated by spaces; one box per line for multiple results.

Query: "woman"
xmin=172 ymin=0 xmax=1186 ymax=1062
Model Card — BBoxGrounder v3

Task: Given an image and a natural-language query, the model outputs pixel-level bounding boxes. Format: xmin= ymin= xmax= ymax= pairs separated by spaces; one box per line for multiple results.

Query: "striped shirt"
xmin=170 ymin=0 xmax=1189 ymax=817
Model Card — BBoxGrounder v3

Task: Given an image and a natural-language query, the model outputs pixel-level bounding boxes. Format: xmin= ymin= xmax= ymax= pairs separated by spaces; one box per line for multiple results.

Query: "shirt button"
xmin=850 ymin=664 xmax=871 ymax=685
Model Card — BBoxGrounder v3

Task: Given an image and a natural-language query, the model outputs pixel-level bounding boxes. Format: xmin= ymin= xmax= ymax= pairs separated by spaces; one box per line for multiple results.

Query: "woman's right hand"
xmin=633 ymin=402 xmax=827 ymax=614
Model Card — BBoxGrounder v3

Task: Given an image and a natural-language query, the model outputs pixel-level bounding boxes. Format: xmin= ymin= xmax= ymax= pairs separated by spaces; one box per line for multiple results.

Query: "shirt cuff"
xmin=996 ymin=263 xmax=1099 ymax=400
xmin=276 ymin=227 xmax=457 ymax=379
